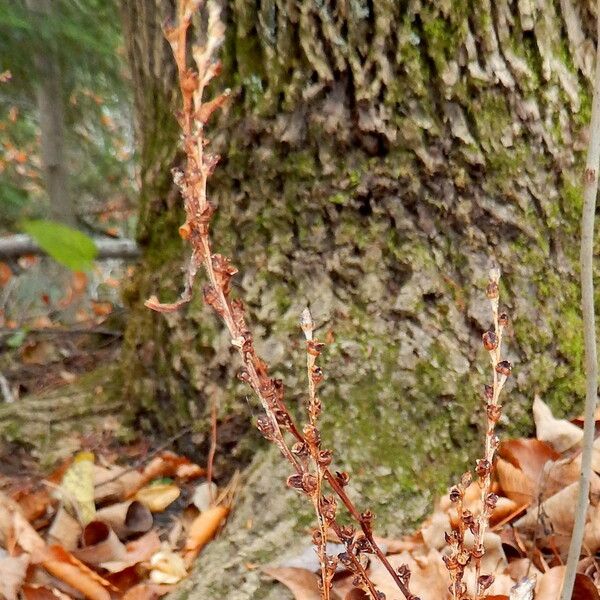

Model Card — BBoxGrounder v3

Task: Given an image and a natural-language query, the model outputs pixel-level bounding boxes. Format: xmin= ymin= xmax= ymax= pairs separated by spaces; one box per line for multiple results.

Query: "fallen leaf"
xmin=263 ymin=566 xmax=321 ymax=600
xmin=183 ymin=504 xmax=229 ymax=564
xmin=46 ymin=506 xmax=81 ymax=551
xmin=121 ymin=583 xmax=173 ymax=600
xmin=533 ymin=396 xmax=583 ymax=452
xmin=95 ymin=500 xmax=153 ymax=540
xmin=59 ymin=451 xmax=96 ymax=525
xmin=135 ymin=484 xmax=181 ymax=512
xmin=21 ymin=584 xmax=73 ymax=600
xmin=0 ymin=553 xmax=29 ymax=600
xmin=42 ymin=545 xmax=113 ymax=600
xmin=73 ymin=521 xmax=127 ymax=566
xmin=535 ymin=566 xmax=600 ymax=600
xmin=100 ymin=530 xmax=161 ymax=573
xmin=149 ymin=548 xmax=187 ymax=584
xmin=0 ymin=262 xmax=12 ymax=286
xmin=498 ymin=439 xmax=560 ymax=482
xmin=191 ymin=482 xmax=218 ymax=512
xmin=361 ymin=550 xmax=448 ymax=600
xmin=496 ymin=458 xmax=535 ymax=505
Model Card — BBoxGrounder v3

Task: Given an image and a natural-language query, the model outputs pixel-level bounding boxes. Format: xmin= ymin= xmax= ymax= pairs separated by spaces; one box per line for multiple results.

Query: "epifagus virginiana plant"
xmin=145 ymin=2 xmax=512 ymax=599
xmin=444 ymin=269 xmax=512 ymax=600
xmin=145 ymin=1 xmax=415 ymax=598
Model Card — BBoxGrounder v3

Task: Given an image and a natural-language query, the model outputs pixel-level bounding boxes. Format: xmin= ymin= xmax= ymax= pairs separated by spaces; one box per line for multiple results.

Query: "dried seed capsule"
xmin=486 ymin=281 xmax=499 ymax=300
xmin=460 ymin=472 xmax=472 ymax=488
xmin=303 ymin=424 xmax=320 ymax=445
xmin=486 ymin=403 xmax=502 ymax=422
xmin=397 ymin=563 xmax=411 ymax=582
xmin=301 ymin=473 xmax=318 ymax=493
xmin=485 ymin=493 xmax=499 ymax=510
xmin=461 ymin=509 xmax=474 ymax=528
xmin=482 ymin=330 xmax=498 ymax=351
xmin=498 ymin=312 xmax=509 ymax=327
xmin=318 ymin=449 xmax=333 ymax=466
xmin=287 ymin=474 xmax=304 ymax=490
xmin=256 ymin=416 xmax=274 ymax=439
xmin=449 ymin=486 xmax=462 ymax=503
xmin=495 ymin=360 xmax=512 ymax=376
xmin=478 ymin=574 xmax=495 ymax=591
xmin=335 ymin=471 xmax=350 ymax=486
xmin=475 ymin=459 xmax=491 ymax=478
xmin=292 ymin=441 xmax=308 ymax=456
xmin=484 ymin=384 xmax=494 ymax=401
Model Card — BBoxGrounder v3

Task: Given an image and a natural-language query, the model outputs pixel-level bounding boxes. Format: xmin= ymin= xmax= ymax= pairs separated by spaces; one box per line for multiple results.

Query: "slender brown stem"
xmin=206 ymin=395 xmax=218 ymax=502
xmin=561 ymin=1 xmax=600 ymax=596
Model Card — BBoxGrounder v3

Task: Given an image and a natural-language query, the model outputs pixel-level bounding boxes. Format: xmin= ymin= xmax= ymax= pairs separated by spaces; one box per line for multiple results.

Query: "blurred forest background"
xmin=0 ymin=0 xmax=598 ymax=596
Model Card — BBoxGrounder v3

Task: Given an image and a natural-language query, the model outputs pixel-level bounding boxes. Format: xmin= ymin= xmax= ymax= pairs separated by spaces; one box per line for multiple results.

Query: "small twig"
xmin=0 ymin=372 xmax=14 ymax=403
xmin=561 ymin=2 xmax=600 ymax=597
xmin=206 ymin=395 xmax=218 ymax=503
xmin=94 ymin=426 xmax=192 ymax=488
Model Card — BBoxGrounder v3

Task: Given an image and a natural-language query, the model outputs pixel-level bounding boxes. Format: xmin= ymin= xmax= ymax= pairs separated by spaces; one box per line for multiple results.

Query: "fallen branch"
xmin=0 ymin=234 xmax=139 ymax=260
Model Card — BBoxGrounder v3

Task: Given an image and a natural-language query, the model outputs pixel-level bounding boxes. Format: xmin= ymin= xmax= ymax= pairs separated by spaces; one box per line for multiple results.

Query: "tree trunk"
xmin=26 ymin=0 xmax=76 ymax=226
xmin=120 ymin=1 xmax=595 ymax=594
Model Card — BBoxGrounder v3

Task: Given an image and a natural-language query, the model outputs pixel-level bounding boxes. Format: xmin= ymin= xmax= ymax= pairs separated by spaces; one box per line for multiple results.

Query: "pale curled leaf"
xmin=263 ymin=566 xmax=321 ymax=600
xmin=0 ymin=553 xmax=29 ymax=600
xmin=533 ymin=396 xmax=583 ymax=452
xmin=509 ymin=576 xmax=535 ymax=600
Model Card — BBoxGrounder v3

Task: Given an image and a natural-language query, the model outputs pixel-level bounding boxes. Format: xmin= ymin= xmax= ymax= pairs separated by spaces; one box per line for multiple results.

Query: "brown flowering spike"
xmin=495 ymin=360 xmax=512 ymax=376
xmin=482 ymin=330 xmax=498 ymax=351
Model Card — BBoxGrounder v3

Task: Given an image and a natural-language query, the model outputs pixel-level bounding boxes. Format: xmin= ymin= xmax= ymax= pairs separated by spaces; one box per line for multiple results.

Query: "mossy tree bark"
xmin=120 ymin=2 xmax=596 ymax=583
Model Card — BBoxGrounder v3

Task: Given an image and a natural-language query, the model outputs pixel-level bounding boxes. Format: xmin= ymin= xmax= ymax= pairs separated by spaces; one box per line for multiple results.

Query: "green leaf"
xmin=22 ymin=220 xmax=97 ymax=271
xmin=6 ymin=330 xmax=26 ymax=349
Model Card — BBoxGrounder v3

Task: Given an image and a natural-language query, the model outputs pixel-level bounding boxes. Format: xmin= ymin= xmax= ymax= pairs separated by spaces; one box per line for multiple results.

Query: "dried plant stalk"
xmin=444 ymin=267 xmax=512 ymax=600
xmin=145 ymin=2 xmax=415 ymax=599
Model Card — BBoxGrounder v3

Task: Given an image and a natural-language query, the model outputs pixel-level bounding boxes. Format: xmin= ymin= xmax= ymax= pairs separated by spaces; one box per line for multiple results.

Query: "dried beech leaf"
xmin=263 ymin=566 xmax=321 ymax=600
xmin=135 ymin=484 xmax=181 ymax=513
xmin=121 ymin=583 xmax=173 ymax=600
xmin=100 ymin=530 xmax=161 ymax=573
xmin=73 ymin=521 xmax=127 ymax=566
xmin=535 ymin=566 xmax=600 ymax=600
xmin=183 ymin=504 xmax=229 ymax=564
xmin=149 ymin=549 xmax=187 ymax=584
xmin=59 ymin=451 xmax=96 ymax=525
xmin=21 ymin=584 xmax=73 ymax=600
xmin=95 ymin=500 xmax=153 ymax=540
xmin=46 ymin=506 xmax=81 ymax=551
xmin=495 ymin=458 xmax=534 ymax=505
xmin=498 ymin=439 xmax=559 ymax=482
xmin=42 ymin=545 xmax=113 ymax=600
xmin=533 ymin=396 xmax=583 ymax=452
xmin=0 ymin=553 xmax=29 ymax=600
